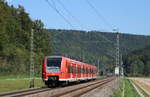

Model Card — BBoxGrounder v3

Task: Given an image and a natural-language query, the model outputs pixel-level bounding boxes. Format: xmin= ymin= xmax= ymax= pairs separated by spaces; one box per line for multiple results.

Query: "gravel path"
xmin=130 ymin=80 xmax=145 ymax=97
xmin=81 ymin=78 xmax=119 ymax=97
xmin=129 ymin=78 xmax=150 ymax=96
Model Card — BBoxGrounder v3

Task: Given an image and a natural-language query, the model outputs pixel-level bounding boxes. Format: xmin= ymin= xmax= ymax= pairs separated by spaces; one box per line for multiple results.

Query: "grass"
xmin=113 ymin=78 xmax=123 ymax=97
xmin=0 ymin=74 xmax=41 ymax=79
xmin=114 ymin=78 xmax=140 ymax=97
xmin=0 ymin=76 xmax=45 ymax=93
xmin=0 ymin=74 xmax=29 ymax=79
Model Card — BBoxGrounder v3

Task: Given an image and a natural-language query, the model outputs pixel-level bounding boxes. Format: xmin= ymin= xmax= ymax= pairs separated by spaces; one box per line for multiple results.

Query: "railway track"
xmin=0 ymin=77 xmax=115 ymax=97
xmin=0 ymin=87 xmax=50 ymax=97
xmin=51 ymin=77 xmax=115 ymax=97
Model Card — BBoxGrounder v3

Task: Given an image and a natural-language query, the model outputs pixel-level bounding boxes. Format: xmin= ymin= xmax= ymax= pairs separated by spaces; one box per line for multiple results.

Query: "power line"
xmin=85 ymin=0 xmax=114 ymax=31
xmin=50 ymin=0 xmax=56 ymax=9
xmin=56 ymin=0 xmax=86 ymax=30
xmin=45 ymin=0 xmax=74 ymax=29
xmin=45 ymin=0 xmax=117 ymax=46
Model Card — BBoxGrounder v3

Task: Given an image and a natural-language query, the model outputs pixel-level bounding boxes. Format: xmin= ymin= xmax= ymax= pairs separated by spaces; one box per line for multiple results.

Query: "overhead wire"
xmin=85 ymin=0 xmax=114 ymax=31
xmin=44 ymin=0 xmax=74 ymax=29
xmin=50 ymin=0 xmax=56 ymax=9
xmin=85 ymin=0 xmax=118 ymax=47
xmin=85 ymin=0 xmax=120 ymax=60
xmin=56 ymin=0 xmax=86 ymax=30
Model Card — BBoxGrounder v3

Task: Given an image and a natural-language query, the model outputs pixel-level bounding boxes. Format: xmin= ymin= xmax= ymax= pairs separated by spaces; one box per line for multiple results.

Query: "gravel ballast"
xmin=81 ymin=78 xmax=119 ymax=97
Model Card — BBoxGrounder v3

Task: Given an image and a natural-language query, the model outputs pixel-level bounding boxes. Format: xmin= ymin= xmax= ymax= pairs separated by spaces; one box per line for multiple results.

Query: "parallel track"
xmin=0 ymin=87 xmax=50 ymax=97
xmin=0 ymin=77 xmax=115 ymax=97
xmin=51 ymin=77 xmax=115 ymax=97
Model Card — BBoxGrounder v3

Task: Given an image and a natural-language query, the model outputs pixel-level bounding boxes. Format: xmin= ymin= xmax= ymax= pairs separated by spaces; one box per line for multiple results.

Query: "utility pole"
xmin=115 ymin=31 xmax=120 ymax=76
xmin=30 ymin=29 xmax=34 ymax=88
xmin=120 ymin=55 xmax=124 ymax=76
xmin=97 ymin=59 xmax=100 ymax=76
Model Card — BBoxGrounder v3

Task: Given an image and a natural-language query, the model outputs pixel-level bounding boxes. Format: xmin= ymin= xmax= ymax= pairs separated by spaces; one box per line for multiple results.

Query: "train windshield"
xmin=46 ymin=57 xmax=62 ymax=73
xmin=47 ymin=58 xmax=62 ymax=67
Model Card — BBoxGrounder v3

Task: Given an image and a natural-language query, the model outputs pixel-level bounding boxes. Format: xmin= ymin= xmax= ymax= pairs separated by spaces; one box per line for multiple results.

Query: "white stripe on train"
xmin=43 ymin=77 xmax=97 ymax=82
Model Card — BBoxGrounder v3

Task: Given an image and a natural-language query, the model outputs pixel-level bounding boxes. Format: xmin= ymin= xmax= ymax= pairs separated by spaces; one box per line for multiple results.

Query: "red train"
xmin=42 ymin=56 xmax=98 ymax=87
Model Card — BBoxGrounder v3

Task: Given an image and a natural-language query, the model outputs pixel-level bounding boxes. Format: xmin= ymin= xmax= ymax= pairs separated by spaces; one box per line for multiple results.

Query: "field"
xmin=0 ymin=76 xmax=45 ymax=93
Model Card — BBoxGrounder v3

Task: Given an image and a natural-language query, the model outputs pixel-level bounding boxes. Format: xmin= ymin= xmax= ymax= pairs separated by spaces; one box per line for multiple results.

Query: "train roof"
xmin=46 ymin=56 xmax=97 ymax=68
xmin=46 ymin=56 xmax=62 ymax=58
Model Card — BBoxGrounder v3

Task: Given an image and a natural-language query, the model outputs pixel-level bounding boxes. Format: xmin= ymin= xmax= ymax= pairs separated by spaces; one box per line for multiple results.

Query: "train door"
xmin=75 ymin=64 xmax=77 ymax=80
xmin=78 ymin=65 xmax=81 ymax=78
xmin=81 ymin=65 xmax=83 ymax=78
xmin=70 ymin=63 xmax=73 ymax=79
xmin=66 ymin=60 xmax=69 ymax=79
xmin=72 ymin=63 xmax=76 ymax=79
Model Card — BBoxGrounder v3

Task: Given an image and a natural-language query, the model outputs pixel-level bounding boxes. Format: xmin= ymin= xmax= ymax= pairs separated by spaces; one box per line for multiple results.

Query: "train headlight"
xmin=61 ymin=72 xmax=64 ymax=75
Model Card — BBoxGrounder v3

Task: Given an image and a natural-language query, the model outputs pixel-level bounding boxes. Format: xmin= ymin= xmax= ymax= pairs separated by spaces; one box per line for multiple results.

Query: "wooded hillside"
xmin=49 ymin=29 xmax=150 ymax=73
xmin=0 ymin=1 xmax=150 ymax=76
xmin=0 ymin=1 xmax=51 ymax=75
xmin=123 ymin=45 xmax=150 ymax=76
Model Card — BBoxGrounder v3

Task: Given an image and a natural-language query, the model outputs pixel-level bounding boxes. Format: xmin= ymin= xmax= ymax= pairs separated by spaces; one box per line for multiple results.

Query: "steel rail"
xmin=0 ymin=87 xmax=50 ymax=97
xmin=51 ymin=77 xmax=115 ymax=97
xmin=0 ymin=77 xmax=114 ymax=97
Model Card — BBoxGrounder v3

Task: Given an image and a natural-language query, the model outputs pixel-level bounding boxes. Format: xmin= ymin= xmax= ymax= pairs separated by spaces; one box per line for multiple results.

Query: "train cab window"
xmin=47 ymin=58 xmax=62 ymax=67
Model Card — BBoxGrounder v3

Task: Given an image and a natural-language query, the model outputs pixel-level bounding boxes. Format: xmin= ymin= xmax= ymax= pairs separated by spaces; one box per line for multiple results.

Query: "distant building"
xmin=115 ymin=66 xmax=119 ymax=76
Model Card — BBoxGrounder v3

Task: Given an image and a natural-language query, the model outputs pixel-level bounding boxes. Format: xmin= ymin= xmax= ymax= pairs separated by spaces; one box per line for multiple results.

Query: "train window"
xmin=76 ymin=67 xmax=78 ymax=73
xmin=68 ymin=66 xmax=73 ymax=73
xmin=83 ymin=68 xmax=85 ymax=74
xmin=86 ymin=68 xmax=88 ymax=73
xmin=47 ymin=58 xmax=62 ymax=67
xmin=73 ymin=66 xmax=76 ymax=73
xmin=79 ymin=67 xmax=81 ymax=73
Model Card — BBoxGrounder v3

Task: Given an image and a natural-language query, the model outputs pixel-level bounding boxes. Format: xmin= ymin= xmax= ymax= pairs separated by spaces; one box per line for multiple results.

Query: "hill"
xmin=49 ymin=29 xmax=150 ymax=73
xmin=0 ymin=1 xmax=150 ymax=76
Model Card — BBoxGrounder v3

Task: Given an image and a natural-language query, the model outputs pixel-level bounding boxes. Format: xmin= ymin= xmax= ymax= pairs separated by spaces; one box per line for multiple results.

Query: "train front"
xmin=42 ymin=56 xmax=62 ymax=87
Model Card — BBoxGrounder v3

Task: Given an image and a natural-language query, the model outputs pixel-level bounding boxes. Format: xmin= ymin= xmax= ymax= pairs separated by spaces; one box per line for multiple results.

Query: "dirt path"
xmin=129 ymin=78 xmax=150 ymax=96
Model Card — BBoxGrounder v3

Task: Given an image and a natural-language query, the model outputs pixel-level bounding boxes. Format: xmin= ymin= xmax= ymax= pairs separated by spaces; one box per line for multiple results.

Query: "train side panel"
xmin=42 ymin=56 xmax=98 ymax=86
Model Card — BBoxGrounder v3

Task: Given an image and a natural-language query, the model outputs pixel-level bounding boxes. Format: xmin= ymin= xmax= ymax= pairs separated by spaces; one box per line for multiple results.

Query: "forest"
xmin=0 ymin=1 xmax=51 ymax=75
xmin=49 ymin=29 xmax=150 ymax=75
xmin=123 ymin=45 xmax=150 ymax=76
xmin=0 ymin=1 xmax=150 ymax=76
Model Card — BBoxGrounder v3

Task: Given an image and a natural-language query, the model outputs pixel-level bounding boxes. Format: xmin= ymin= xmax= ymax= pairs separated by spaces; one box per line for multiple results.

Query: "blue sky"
xmin=8 ymin=0 xmax=150 ymax=35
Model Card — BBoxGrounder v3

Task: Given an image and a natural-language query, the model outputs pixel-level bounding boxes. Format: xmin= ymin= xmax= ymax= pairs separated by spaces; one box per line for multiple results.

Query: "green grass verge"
xmin=113 ymin=78 xmax=123 ymax=97
xmin=0 ymin=74 xmax=41 ymax=79
xmin=114 ymin=78 xmax=140 ymax=97
xmin=0 ymin=78 xmax=45 ymax=93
